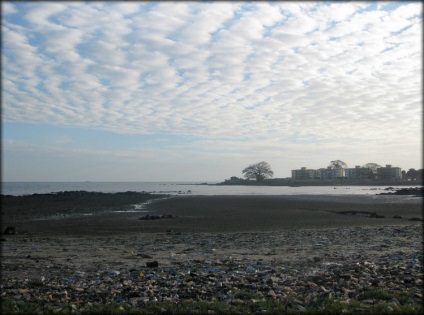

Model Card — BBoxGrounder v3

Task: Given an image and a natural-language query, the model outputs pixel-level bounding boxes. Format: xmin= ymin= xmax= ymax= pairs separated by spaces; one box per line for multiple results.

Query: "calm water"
xmin=0 ymin=182 xmax=416 ymax=196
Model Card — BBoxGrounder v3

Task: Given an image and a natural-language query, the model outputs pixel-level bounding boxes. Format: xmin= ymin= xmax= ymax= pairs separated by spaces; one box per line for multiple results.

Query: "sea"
xmin=1 ymin=182 xmax=418 ymax=196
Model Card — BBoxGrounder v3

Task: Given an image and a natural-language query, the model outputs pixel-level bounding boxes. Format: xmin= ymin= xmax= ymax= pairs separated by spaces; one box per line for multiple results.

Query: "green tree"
xmin=363 ymin=163 xmax=382 ymax=179
xmin=417 ymin=169 xmax=424 ymax=183
xmin=242 ymin=161 xmax=274 ymax=181
xmin=406 ymin=168 xmax=418 ymax=180
xmin=328 ymin=160 xmax=348 ymax=169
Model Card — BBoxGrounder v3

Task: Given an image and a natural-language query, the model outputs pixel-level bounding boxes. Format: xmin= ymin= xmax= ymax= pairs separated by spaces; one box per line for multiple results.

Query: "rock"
xmin=137 ymin=253 xmax=153 ymax=258
xmin=3 ymin=226 xmax=16 ymax=235
xmin=146 ymin=261 xmax=159 ymax=268
xmin=390 ymin=298 xmax=400 ymax=306
xmin=139 ymin=215 xmax=162 ymax=220
xmin=162 ymin=214 xmax=175 ymax=219
xmin=138 ymin=214 xmax=175 ymax=220
xmin=1 ymin=225 xmax=422 ymax=313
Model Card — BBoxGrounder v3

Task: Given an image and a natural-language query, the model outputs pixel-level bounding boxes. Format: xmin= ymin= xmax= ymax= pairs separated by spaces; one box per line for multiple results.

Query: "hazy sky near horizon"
xmin=2 ymin=1 xmax=422 ymax=182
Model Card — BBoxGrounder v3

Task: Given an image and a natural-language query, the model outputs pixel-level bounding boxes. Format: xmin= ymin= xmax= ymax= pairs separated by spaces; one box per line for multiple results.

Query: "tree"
xmin=417 ymin=169 xmax=424 ymax=183
xmin=242 ymin=161 xmax=274 ymax=181
xmin=328 ymin=160 xmax=348 ymax=169
xmin=363 ymin=163 xmax=382 ymax=179
xmin=406 ymin=168 xmax=418 ymax=181
xmin=405 ymin=168 xmax=423 ymax=182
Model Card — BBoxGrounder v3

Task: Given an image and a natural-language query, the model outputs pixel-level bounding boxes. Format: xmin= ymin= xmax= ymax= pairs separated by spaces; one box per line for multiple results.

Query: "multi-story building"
xmin=291 ymin=167 xmax=345 ymax=180
xmin=316 ymin=167 xmax=345 ymax=179
xmin=344 ymin=166 xmax=373 ymax=179
xmin=291 ymin=167 xmax=316 ymax=180
xmin=315 ymin=168 xmax=325 ymax=179
xmin=377 ymin=165 xmax=402 ymax=180
xmin=291 ymin=163 xmax=402 ymax=180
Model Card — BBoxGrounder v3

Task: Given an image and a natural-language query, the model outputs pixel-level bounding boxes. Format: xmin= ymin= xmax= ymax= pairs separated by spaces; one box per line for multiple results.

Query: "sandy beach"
xmin=1 ymin=193 xmax=423 ymax=313
xmin=2 ymin=193 xmax=423 ymax=235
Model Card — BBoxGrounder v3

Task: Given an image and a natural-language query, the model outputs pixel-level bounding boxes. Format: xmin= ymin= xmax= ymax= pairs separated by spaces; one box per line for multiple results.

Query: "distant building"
xmin=344 ymin=166 xmax=373 ymax=179
xmin=292 ymin=166 xmax=345 ymax=180
xmin=291 ymin=163 xmax=402 ymax=180
xmin=315 ymin=168 xmax=325 ymax=179
xmin=377 ymin=165 xmax=402 ymax=180
xmin=316 ymin=167 xmax=345 ymax=179
xmin=291 ymin=167 xmax=316 ymax=180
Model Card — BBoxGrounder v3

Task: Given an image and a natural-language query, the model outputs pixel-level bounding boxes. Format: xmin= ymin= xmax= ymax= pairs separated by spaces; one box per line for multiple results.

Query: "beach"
xmin=1 ymin=193 xmax=423 ymax=313
xmin=2 ymin=193 xmax=422 ymax=235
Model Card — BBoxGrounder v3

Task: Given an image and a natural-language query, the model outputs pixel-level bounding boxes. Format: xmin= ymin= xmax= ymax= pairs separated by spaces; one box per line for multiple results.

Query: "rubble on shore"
xmin=1 ymin=225 xmax=422 ymax=314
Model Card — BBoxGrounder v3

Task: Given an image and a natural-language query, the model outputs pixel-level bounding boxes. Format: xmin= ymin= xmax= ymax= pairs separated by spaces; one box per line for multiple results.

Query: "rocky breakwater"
xmin=1 ymin=191 xmax=169 ymax=223
xmin=378 ymin=187 xmax=423 ymax=197
xmin=138 ymin=214 xmax=176 ymax=221
xmin=1 ymin=225 xmax=423 ymax=314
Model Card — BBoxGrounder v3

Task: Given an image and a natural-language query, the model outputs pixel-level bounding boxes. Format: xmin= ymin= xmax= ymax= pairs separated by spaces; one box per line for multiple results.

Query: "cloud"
xmin=23 ymin=2 xmax=68 ymax=30
xmin=2 ymin=2 xmax=422 ymax=170
xmin=2 ymin=2 xmax=17 ymax=15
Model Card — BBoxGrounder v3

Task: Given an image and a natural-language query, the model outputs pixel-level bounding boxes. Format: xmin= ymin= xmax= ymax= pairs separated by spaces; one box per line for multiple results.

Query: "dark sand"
xmin=3 ymin=194 xmax=422 ymax=236
xmin=2 ymin=193 xmax=423 ymax=313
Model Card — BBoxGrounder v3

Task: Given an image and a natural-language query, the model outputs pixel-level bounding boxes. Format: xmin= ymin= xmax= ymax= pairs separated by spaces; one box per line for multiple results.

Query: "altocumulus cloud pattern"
xmin=2 ymin=2 xmax=422 ymax=164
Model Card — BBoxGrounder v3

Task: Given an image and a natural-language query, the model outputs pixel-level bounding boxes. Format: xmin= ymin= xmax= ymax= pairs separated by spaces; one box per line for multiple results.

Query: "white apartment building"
xmin=344 ymin=166 xmax=373 ymax=179
xmin=291 ymin=167 xmax=316 ymax=180
xmin=377 ymin=165 xmax=402 ymax=180
xmin=316 ymin=167 xmax=345 ymax=179
xmin=291 ymin=164 xmax=402 ymax=180
xmin=292 ymin=167 xmax=345 ymax=180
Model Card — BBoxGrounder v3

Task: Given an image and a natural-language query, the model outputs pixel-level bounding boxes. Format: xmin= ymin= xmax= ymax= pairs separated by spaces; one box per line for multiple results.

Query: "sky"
xmin=1 ymin=1 xmax=423 ymax=182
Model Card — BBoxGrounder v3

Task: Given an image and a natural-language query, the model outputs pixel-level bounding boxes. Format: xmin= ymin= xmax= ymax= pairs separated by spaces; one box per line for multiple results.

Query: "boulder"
xmin=138 ymin=214 xmax=175 ymax=220
xmin=3 ymin=226 xmax=16 ymax=235
xmin=146 ymin=261 xmax=159 ymax=268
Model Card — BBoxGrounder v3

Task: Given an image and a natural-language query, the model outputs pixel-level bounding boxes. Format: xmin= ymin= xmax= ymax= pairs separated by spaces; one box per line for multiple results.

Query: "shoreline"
xmin=217 ymin=179 xmax=424 ymax=187
xmin=1 ymin=193 xmax=422 ymax=236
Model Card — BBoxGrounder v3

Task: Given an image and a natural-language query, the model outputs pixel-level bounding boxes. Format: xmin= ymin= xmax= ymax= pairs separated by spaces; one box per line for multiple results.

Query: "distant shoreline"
xmin=216 ymin=179 xmax=423 ymax=187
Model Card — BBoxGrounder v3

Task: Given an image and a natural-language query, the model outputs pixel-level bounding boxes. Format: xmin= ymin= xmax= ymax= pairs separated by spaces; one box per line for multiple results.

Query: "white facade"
xmin=292 ymin=167 xmax=316 ymax=180
xmin=291 ymin=164 xmax=402 ymax=180
xmin=292 ymin=167 xmax=344 ymax=179
xmin=344 ymin=166 xmax=373 ymax=179
xmin=377 ymin=165 xmax=402 ymax=180
xmin=317 ymin=167 xmax=345 ymax=179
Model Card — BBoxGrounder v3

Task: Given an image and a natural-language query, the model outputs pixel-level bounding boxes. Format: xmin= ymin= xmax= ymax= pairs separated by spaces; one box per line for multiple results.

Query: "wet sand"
xmin=2 ymin=194 xmax=422 ymax=236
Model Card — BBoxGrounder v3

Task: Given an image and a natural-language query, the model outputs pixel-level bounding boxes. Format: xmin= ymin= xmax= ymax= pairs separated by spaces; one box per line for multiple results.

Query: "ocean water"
xmin=0 ymin=181 xmax=416 ymax=196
